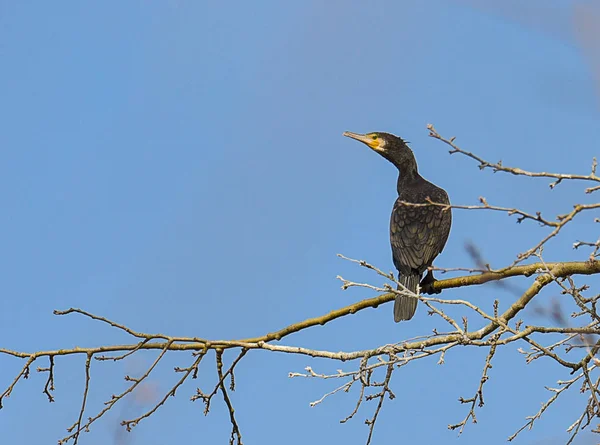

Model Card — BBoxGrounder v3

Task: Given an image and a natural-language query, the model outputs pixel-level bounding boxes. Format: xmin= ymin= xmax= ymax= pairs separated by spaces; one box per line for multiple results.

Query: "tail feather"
xmin=394 ymin=274 xmax=420 ymax=322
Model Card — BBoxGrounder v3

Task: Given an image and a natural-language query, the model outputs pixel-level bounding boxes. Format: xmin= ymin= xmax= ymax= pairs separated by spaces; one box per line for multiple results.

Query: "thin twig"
xmin=121 ymin=351 xmax=207 ymax=431
xmin=62 ymin=352 xmax=92 ymax=445
xmin=216 ymin=350 xmax=243 ymax=445
xmin=427 ymin=124 xmax=600 ymax=189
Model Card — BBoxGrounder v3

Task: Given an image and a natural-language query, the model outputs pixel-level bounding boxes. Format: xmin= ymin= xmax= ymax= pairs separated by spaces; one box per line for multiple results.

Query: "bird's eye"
xmin=371 ymin=135 xmax=378 ymax=140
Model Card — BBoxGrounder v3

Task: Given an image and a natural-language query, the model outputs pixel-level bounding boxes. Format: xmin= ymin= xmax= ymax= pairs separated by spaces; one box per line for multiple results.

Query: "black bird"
xmin=343 ymin=131 xmax=452 ymax=322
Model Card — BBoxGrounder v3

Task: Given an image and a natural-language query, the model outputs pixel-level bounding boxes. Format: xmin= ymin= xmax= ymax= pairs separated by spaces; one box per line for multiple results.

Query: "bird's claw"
xmin=420 ymin=271 xmax=441 ymax=295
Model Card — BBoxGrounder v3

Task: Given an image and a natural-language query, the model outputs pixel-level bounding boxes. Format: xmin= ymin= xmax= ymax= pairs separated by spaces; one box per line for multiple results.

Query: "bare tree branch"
xmin=3 ymin=126 xmax=600 ymax=444
xmin=427 ymin=124 xmax=600 ymax=190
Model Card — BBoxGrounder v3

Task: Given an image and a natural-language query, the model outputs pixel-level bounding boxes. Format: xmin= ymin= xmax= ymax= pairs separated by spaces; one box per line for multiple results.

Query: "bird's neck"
xmin=395 ymin=156 xmax=419 ymax=193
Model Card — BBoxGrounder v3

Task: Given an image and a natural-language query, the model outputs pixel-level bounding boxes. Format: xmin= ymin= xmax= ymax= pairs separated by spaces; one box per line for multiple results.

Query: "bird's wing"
xmin=390 ymin=193 xmax=451 ymax=273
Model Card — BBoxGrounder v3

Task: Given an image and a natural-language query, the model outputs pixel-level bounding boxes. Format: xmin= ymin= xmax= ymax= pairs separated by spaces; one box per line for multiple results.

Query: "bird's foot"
xmin=420 ymin=270 xmax=441 ymax=295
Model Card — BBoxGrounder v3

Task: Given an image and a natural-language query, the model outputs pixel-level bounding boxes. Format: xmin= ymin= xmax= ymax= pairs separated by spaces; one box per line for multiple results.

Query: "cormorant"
xmin=343 ymin=131 xmax=452 ymax=322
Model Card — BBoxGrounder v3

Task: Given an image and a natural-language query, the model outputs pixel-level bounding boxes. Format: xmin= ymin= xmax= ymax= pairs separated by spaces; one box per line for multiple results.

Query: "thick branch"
xmin=1 ymin=261 xmax=598 ymax=364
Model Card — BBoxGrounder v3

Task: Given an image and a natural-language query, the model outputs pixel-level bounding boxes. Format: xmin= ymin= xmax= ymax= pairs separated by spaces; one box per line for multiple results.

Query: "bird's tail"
xmin=394 ymin=273 xmax=420 ymax=322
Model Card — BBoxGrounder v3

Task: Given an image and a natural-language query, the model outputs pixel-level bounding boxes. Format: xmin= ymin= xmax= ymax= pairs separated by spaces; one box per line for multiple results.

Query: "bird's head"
xmin=343 ymin=131 xmax=415 ymax=170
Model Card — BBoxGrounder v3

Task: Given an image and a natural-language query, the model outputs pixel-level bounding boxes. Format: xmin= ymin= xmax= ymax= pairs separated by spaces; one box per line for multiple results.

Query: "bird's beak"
xmin=343 ymin=131 xmax=381 ymax=151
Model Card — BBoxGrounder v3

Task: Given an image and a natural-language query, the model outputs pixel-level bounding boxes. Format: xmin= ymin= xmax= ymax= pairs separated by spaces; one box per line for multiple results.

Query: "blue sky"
xmin=1 ymin=1 xmax=599 ymax=444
